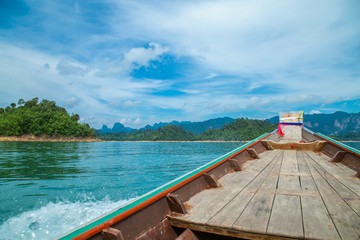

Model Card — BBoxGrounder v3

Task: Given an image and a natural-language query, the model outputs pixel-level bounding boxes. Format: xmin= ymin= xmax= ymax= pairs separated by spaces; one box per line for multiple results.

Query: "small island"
xmin=0 ymin=98 xmax=100 ymax=142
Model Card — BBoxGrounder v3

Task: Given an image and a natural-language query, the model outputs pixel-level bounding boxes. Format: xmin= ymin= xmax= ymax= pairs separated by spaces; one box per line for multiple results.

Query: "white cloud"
xmin=123 ymin=100 xmax=141 ymax=108
xmin=110 ymin=0 xmax=360 ymax=98
xmin=309 ymin=110 xmax=321 ymax=115
xmin=1 ymin=1 xmax=360 ymax=128
xmin=247 ymin=96 xmax=274 ymax=109
xmin=63 ymin=97 xmax=80 ymax=108
xmin=119 ymin=117 xmax=143 ymax=126
xmin=204 ymin=73 xmax=218 ymax=79
xmin=123 ymin=42 xmax=169 ymax=70
xmin=56 ymin=61 xmax=89 ymax=76
xmin=100 ymin=42 xmax=169 ymax=76
xmin=133 ymin=118 xmax=143 ymax=125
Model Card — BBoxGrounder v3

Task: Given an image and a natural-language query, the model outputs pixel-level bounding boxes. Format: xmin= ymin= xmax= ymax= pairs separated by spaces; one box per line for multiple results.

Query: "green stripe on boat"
xmin=59 ymin=132 xmax=269 ymax=239
xmin=316 ymin=132 xmax=360 ymax=155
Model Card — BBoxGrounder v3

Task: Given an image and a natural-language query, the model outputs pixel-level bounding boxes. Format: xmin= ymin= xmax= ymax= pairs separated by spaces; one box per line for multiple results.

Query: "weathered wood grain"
xmin=267 ymin=194 xmax=303 ymax=238
xmin=232 ymin=155 xmax=282 ymax=233
xmin=181 ymin=150 xmax=281 ymax=224
xmin=304 ymin=153 xmax=360 ymax=239
xmin=301 ymin=195 xmax=341 ymax=240
xmin=208 ymin=151 xmax=281 ymax=227
xmin=277 ymin=151 xmax=301 ymax=193
xmin=168 ymin=147 xmax=360 ymax=240
xmin=297 ymin=151 xmax=340 ymax=239
xmin=306 ymin=151 xmax=360 ymax=196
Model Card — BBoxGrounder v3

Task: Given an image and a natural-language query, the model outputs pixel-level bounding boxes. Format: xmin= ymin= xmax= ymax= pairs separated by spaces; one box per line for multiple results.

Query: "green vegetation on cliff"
xmin=333 ymin=131 xmax=360 ymax=141
xmin=97 ymin=118 xmax=276 ymax=141
xmin=0 ymin=98 xmax=95 ymax=137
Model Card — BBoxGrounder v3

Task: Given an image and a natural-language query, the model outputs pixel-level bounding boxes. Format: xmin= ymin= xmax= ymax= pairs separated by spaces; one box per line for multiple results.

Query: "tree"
xmin=71 ymin=113 xmax=80 ymax=122
xmin=10 ymin=103 xmax=16 ymax=109
xmin=0 ymin=97 xmax=95 ymax=137
xmin=18 ymin=99 xmax=25 ymax=106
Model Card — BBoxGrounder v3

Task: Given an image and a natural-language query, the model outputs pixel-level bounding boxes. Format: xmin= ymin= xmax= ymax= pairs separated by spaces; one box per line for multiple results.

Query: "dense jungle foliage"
xmin=0 ymin=98 xmax=95 ymax=137
xmin=97 ymin=118 xmax=276 ymax=141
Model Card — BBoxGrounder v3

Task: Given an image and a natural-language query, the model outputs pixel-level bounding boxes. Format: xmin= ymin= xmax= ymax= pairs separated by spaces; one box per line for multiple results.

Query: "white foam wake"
xmin=0 ymin=196 xmax=132 ymax=240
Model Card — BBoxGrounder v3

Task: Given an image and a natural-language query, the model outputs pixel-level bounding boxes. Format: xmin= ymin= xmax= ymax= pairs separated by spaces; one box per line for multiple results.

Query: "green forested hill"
xmin=97 ymin=118 xmax=276 ymax=141
xmin=196 ymin=118 xmax=276 ymax=141
xmin=97 ymin=125 xmax=195 ymax=141
xmin=0 ymin=98 xmax=95 ymax=137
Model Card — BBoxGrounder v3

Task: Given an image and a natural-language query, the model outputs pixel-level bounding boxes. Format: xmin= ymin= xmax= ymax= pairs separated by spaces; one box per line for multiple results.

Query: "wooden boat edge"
xmin=58 ymin=128 xmax=360 ymax=240
xmin=59 ymin=132 xmax=272 ymax=239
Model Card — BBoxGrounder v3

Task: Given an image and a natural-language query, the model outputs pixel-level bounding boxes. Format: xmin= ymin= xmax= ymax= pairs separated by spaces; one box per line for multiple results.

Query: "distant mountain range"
xmin=267 ymin=111 xmax=360 ymax=136
xmin=98 ymin=111 xmax=360 ymax=137
xmin=97 ymin=118 xmax=275 ymax=141
xmin=98 ymin=122 xmax=134 ymax=134
xmin=97 ymin=117 xmax=236 ymax=135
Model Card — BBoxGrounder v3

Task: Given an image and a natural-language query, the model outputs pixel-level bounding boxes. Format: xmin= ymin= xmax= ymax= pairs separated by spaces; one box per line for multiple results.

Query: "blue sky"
xmin=0 ymin=0 xmax=360 ymax=129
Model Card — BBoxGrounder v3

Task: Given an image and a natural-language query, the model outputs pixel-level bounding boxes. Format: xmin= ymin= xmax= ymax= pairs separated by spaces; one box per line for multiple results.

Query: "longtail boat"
xmin=60 ymin=112 xmax=360 ymax=240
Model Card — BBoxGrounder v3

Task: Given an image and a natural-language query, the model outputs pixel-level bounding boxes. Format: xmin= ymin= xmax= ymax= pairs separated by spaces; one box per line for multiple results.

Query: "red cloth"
xmin=277 ymin=124 xmax=285 ymax=136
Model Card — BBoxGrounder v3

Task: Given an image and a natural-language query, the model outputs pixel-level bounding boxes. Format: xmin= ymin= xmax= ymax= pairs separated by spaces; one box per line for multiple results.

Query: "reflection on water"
xmin=0 ymin=142 xmax=89 ymax=181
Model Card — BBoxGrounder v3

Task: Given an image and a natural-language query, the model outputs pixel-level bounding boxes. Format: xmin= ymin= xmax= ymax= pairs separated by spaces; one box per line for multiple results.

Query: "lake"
xmin=1 ymin=141 xmax=359 ymax=240
xmin=0 ymin=141 xmax=244 ymax=239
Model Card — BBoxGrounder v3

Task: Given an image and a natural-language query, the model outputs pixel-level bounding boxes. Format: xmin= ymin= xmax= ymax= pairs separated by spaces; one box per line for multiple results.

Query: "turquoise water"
xmin=0 ymin=141 xmax=243 ymax=239
xmin=1 ymin=141 xmax=359 ymax=240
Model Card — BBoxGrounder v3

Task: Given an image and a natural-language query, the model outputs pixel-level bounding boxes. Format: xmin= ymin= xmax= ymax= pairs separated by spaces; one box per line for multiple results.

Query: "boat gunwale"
xmin=59 ymin=132 xmax=272 ymax=240
xmin=314 ymin=132 xmax=360 ymax=157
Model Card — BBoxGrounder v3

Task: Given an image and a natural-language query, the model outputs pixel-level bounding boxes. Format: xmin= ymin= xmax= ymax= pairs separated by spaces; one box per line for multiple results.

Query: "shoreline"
xmin=0 ymin=135 xmax=102 ymax=142
xmin=105 ymin=140 xmax=249 ymax=143
xmin=1 ymin=136 xmax=358 ymax=143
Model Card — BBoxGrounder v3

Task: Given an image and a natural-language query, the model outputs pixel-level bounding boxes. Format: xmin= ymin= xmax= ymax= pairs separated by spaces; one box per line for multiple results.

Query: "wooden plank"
xmin=297 ymin=151 xmax=318 ymax=192
xmin=168 ymin=218 xmax=295 ymax=240
xmin=305 ymin=151 xmax=360 ymax=196
xmin=304 ymin=153 xmax=360 ymax=239
xmin=297 ymin=151 xmax=340 ymax=239
xmin=208 ymin=151 xmax=282 ymax=227
xmin=307 ymin=155 xmax=360 ymax=216
xmin=278 ymin=151 xmax=301 ymax=193
xmin=235 ymin=149 xmax=271 ymax=172
xmin=241 ymin=150 xmax=279 ymax=173
xmin=232 ymin=154 xmax=282 ymax=233
xmin=335 ymin=162 xmax=358 ymax=176
xmin=301 ymin=196 xmax=341 ymax=240
xmin=275 ymin=189 xmax=318 ymax=197
xmin=266 ymin=194 xmax=303 ymax=238
xmin=180 ymin=150 xmax=281 ymax=224
xmin=279 ymin=150 xmax=298 ymax=174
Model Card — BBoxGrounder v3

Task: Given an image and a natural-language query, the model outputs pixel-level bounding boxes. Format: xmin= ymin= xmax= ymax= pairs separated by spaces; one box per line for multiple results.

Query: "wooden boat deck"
xmin=168 ymin=148 xmax=360 ymax=240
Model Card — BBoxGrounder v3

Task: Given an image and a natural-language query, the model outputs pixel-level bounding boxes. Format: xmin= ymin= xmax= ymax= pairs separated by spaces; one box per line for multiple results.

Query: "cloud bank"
xmin=0 ymin=0 xmax=359 ymax=128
